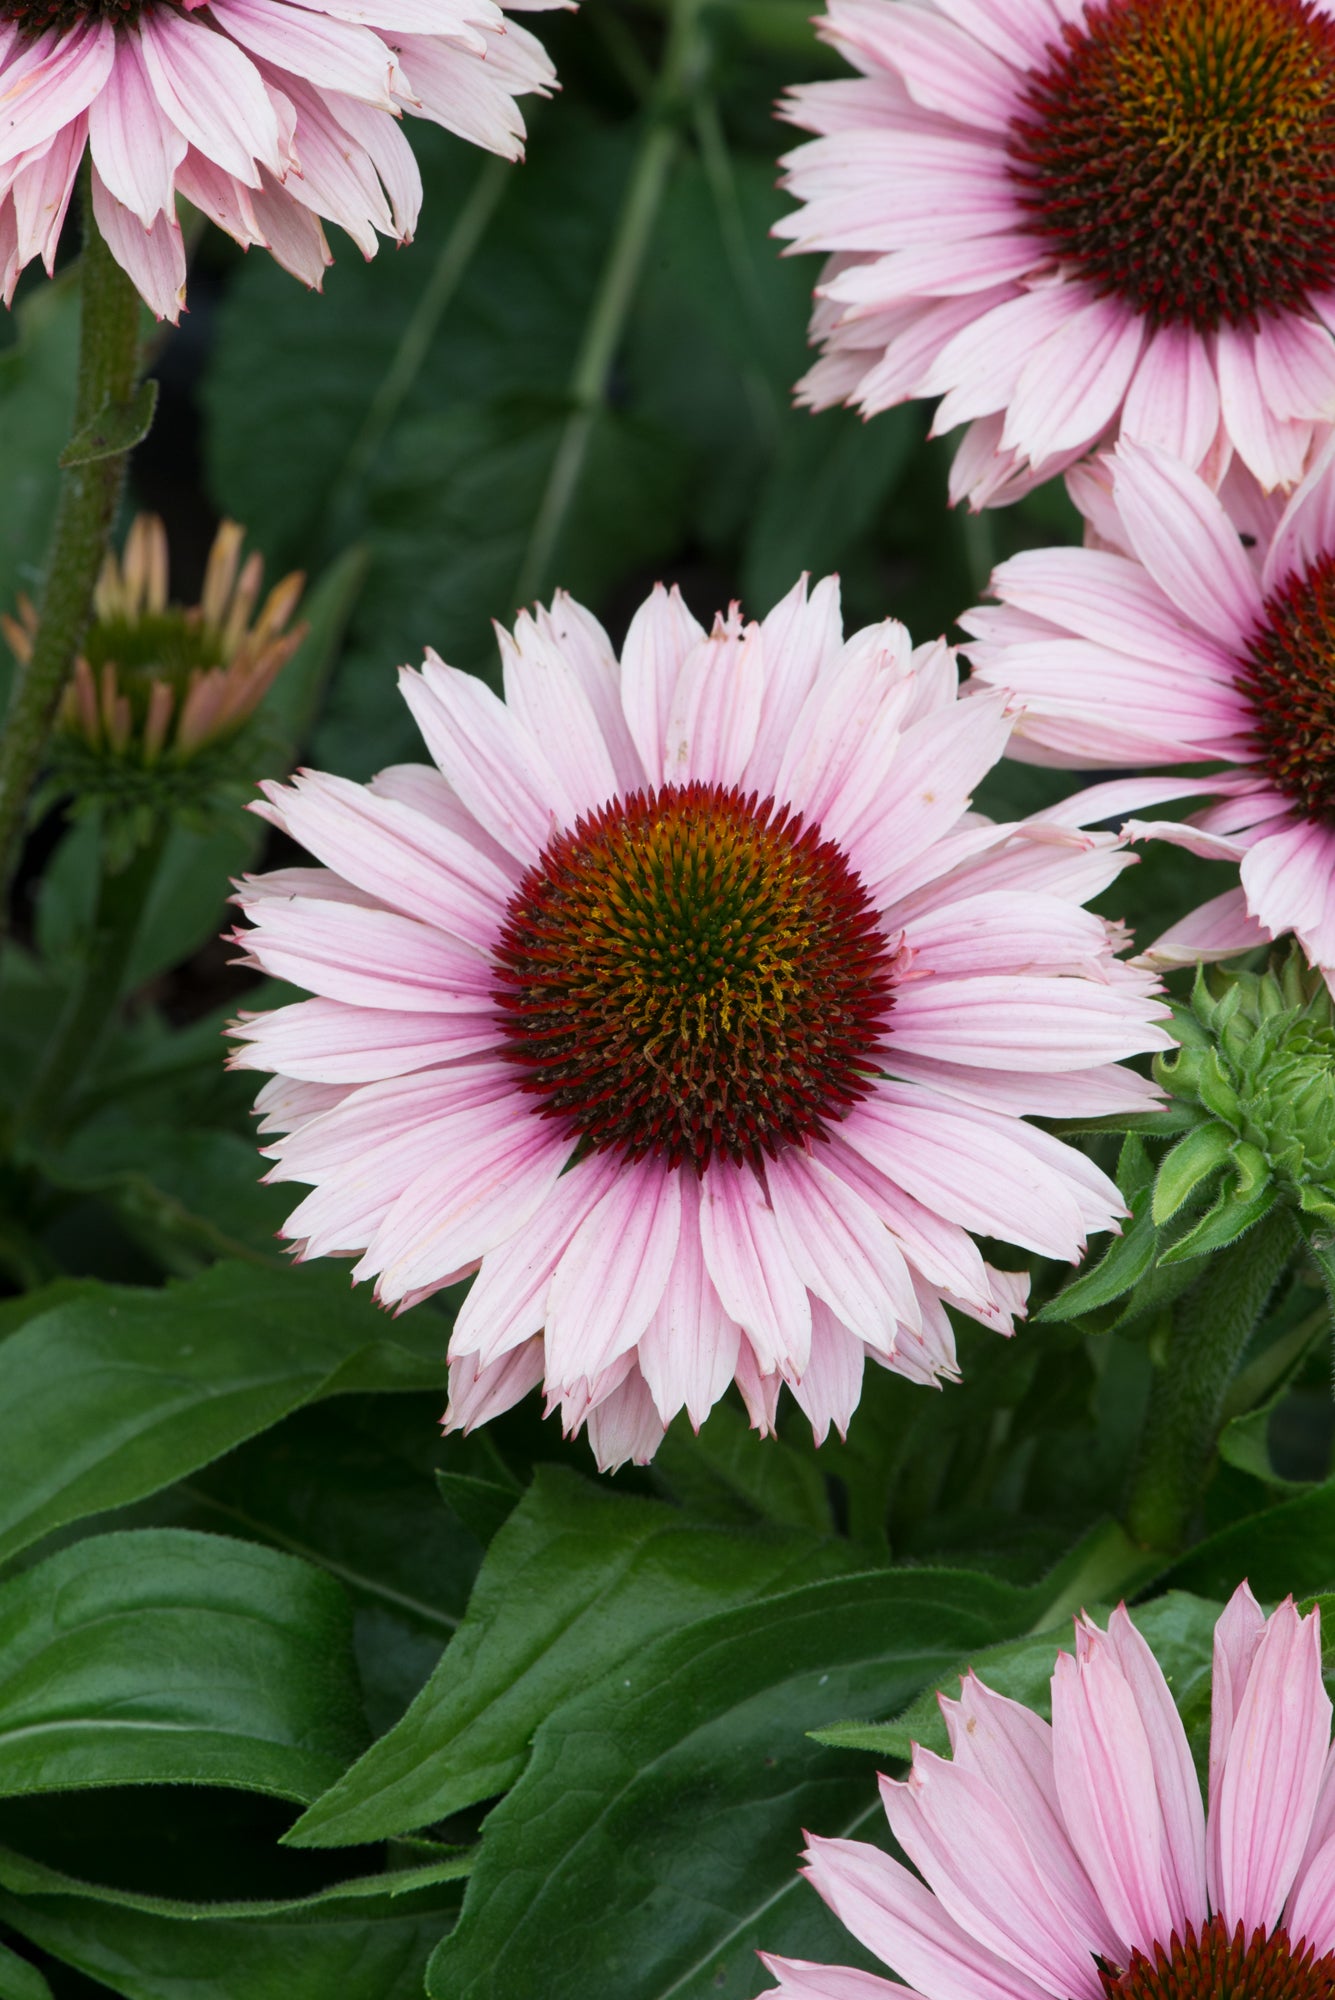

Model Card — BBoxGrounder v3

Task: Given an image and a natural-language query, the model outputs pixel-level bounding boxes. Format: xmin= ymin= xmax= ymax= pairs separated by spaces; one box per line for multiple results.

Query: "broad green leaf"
xmin=37 ymin=1126 xmax=290 ymax=1268
xmin=288 ymin=1465 xmax=859 ymax=1849
xmin=0 ymin=1846 xmax=465 ymax=2000
xmin=1165 ymin=1480 xmax=1335 ymax=1601
xmin=0 ymin=1530 xmax=365 ymax=1802
xmin=425 ymin=1566 xmax=1045 ymax=2000
xmin=0 ymin=1937 xmax=50 ymax=2000
xmin=0 ymin=1260 xmax=450 ymax=1567
xmin=164 ymin=1396 xmax=484 ymax=1735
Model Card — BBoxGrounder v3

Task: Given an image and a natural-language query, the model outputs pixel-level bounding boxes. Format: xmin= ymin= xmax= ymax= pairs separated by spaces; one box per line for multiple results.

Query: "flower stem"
xmin=1124 ymin=1207 xmax=1299 ymax=1552
xmin=515 ymin=0 xmax=710 ymax=606
xmin=17 ymin=815 xmax=169 ymax=1150
xmin=0 ymin=171 xmax=145 ymax=924
xmin=1024 ymin=1518 xmax=1163 ymax=1635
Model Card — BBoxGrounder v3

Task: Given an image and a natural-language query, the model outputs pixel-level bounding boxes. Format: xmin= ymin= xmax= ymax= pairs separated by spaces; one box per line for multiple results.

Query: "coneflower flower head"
xmin=226 ymin=575 xmax=1172 ymax=1470
xmin=0 ymin=0 xmax=562 ymax=319
xmin=8 ymin=513 xmax=304 ymax=853
xmin=778 ymin=0 xmax=1335 ymax=506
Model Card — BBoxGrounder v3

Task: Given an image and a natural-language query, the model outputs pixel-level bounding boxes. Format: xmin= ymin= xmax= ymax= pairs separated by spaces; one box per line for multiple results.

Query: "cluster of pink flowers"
xmin=11 ymin=0 xmax=1333 ymax=1986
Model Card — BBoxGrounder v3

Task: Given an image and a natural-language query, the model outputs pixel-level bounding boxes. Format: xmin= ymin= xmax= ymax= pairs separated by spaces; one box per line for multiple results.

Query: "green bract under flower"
xmin=1156 ymin=947 xmax=1335 ymax=1233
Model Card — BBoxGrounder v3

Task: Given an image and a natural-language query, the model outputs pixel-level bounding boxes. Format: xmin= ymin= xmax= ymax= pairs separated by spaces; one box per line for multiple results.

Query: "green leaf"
xmin=0 ymin=1260 xmax=450 ymax=1567
xmin=288 ymin=1465 xmax=859 ymax=1849
xmin=0 ymin=1847 xmax=465 ymax=2000
xmin=0 ymin=1938 xmax=50 ymax=2000
xmin=1158 ymin=1174 xmax=1278 ymax=1264
xmin=1039 ymin=1187 xmax=1158 ymax=1321
xmin=163 ymin=1396 xmax=483 ymax=1736
xmin=1152 ymin=1122 xmax=1233 ymax=1225
xmin=424 ymin=1565 xmax=1046 ymax=2000
xmin=37 ymin=1125 xmax=291 ymax=1268
xmin=1165 ymin=1477 xmax=1335 ymax=1600
xmin=814 ymin=1589 xmax=1219 ymax=1762
xmin=654 ymin=1397 xmax=834 ymax=1530
xmin=58 ymin=380 xmax=158 ymax=468
xmin=0 ymin=1530 xmax=365 ymax=1803
xmin=433 ymin=1472 xmax=520 ymax=1551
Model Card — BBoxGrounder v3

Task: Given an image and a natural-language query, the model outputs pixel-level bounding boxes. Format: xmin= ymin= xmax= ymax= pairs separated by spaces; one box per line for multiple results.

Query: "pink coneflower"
xmin=0 ymin=0 xmax=560 ymax=321
xmin=228 ymin=577 xmax=1170 ymax=1469
xmin=761 ymin=1585 xmax=1334 ymax=2000
xmin=963 ymin=437 xmax=1335 ymax=985
xmin=776 ymin=0 xmax=1335 ymax=507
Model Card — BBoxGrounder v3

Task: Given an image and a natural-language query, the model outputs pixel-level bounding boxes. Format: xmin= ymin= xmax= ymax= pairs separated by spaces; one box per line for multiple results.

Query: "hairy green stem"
xmin=515 ymin=0 xmax=710 ymax=605
xmin=1124 ymin=1209 xmax=1299 ymax=1552
xmin=18 ymin=817 xmax=169 ymax=1149
xmin=0 ymin=175 xmax=145 ymax=922
xmin=1024 ymin=1519 xmax=1163 ymax=1636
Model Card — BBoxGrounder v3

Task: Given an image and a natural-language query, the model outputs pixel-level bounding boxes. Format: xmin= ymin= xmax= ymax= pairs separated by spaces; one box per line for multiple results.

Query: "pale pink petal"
xmin=1140 ymin=887 xmax=1271 ymax=970
xmin=941 ymin=1674 xmax=1120 ymax=1956
xmin=757 ymin=1955 xmax=914 ymax=2000
xmin=1212 ymin=1599 xmax=1331 ymax=1935
xmin=89 ymin=167 xmax=185 ymax=322
xmin=1003 ymin=295 xmax=1144 ymax=463
xmin=543 ymin=1158 xmax=681 ymax=1390
xmin=1095 ymin=1606 xmax=1208 ymax=1933
xmin=802 ymin=1836 xmax=1054 ymax=2000
xmin=1241 ymin=817 xmax=1335 ymax=976
xmin=1286 ymin=1836 xmax=1335 ymax=1958
xmin=788 ymin=1301 xmax=867 ymax=1442
xmin=1263 ymin=429 xmax=1335 ymax=594
xmin=1109 ymin=442 xmax=1263 ymax=644
xmin=637 ymin=1172 xmax=740 ymax=1429
xmin=1217 ymin=323 xmax=1313 ymax=490
xmin=451 ymin=1149 xmax=623 ymax=1366
xmin=1206 ymin=1580 xmax=1269 ymax=1915
xmin=767 ymin=1147 xmax=918 ymax=1350
xmin=583 ymin=1363 xmax=667 ymax=1472
xmin=228 ymin=996 xmax=499 ymax=1081
xmin=88 ymin=27 xmax=185 ymax=223
xmin=0 ymin=23 xmax=114 ymax=169
xmin=444 ymin=1338 xmax=544 ymax=1434
xmin=235 ymin=894 xmax=493 ymax=1011
xmin=842 ymin=1083 xmax=1119 ymax=1262
xmin=399 ymin=652 xmax=577 ymax=862
xmin=256 ymin=769 xmax=512 ymax=951
xmin=662 ymin=607 xmax=764 ymax=789
xmin=619 ymin=583 xmax=705 ymax=785
xmin=500 ymin=608 xmax=622 ymax=813
xmin=743 ymin=574 xmax=845 ymax=796
xmin=1051 ymin=1646 xmax=1175 ymax=1955
xmin=138 ymin=8 xmax=282 ymax=184
xmin=1120 ymin=324 xmax=1220 ymax=468
xmin=355 ymin=1105 xmax=569 ymax=1303
xmin=698 ymin=1163 xmax=811 ymax=1379
xmin=880 ymin=1756 xmax=1105 ymax=1997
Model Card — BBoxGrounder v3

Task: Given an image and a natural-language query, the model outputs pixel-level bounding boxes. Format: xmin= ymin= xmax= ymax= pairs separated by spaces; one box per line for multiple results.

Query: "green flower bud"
xmin=1155 ymin=949 xmax=1335 ymax=1229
